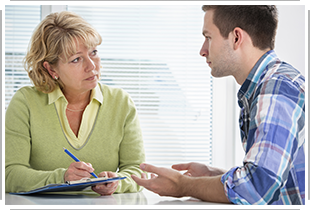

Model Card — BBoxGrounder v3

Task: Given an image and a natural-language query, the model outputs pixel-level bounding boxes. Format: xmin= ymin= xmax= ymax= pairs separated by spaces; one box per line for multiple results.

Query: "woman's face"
xmin=54 ymin=40 xmax=101 ymax=96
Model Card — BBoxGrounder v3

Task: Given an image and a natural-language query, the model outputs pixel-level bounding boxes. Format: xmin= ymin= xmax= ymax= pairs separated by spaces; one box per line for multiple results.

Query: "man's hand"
xmin=172 ymin=162 xmax=227 ymax=177
xmin=131 ymin=163 xmax=189 ymax=197
xmin=132 ymin=163 xmax=230 ymax=203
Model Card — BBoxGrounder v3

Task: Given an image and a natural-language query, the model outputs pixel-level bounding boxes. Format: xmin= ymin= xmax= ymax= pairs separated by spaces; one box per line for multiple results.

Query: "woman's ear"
xmin=43 ymin=61 xmax=58 ymax=79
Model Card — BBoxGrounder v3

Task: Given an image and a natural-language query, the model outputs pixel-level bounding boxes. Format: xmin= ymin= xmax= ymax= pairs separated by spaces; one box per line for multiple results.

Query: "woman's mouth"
xmin=85 ymin=75 xmax=97 ymax=81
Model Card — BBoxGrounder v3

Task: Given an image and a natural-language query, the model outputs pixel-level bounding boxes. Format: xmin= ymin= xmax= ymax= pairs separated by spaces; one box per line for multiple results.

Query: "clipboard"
xmin=10 ymin=176 xmax=126 ymax=195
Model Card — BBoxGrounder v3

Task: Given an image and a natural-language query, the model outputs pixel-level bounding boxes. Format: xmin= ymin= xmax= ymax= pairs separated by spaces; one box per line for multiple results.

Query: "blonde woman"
xmin=5 ymin=11 xmax=145 ymax=195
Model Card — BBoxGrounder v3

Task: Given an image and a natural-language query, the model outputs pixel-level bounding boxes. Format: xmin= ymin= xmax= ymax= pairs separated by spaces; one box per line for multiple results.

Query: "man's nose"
xmin=200 ymin=41 xmax=208 ymax=57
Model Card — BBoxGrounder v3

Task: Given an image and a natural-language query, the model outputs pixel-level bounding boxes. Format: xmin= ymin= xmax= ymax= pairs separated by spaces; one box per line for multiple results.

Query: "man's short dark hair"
xmin=202 ymin=5 xmax=278 ymax=50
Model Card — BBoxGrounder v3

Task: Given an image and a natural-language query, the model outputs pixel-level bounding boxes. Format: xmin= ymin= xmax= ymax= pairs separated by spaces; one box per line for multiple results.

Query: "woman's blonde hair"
xmin=23 ymin=11 xmax=102 ymax=93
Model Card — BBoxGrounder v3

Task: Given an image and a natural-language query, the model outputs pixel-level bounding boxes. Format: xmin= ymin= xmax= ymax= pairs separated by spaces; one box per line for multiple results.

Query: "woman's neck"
xmin=63 ymin=89 xmax=92 ymax=109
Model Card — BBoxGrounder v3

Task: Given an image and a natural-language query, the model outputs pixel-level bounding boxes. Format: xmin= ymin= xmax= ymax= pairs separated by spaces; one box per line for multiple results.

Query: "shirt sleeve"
xmin=221 ymin=79 xmax=305 ymax=204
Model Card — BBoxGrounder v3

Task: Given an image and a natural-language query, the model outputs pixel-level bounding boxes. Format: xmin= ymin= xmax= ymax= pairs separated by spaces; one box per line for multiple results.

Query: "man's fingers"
xmin=140 ymin=163 xmax=164 ymax=175
xmin=183 ymin=172 xmax=192 ymax=176
xmin=172 ymin=163 xmax=190 ymax=171
xmin=141 ymin=173 xmax=147 ymax=179
xmin=131 ymin=174 xmax=150 ymax=188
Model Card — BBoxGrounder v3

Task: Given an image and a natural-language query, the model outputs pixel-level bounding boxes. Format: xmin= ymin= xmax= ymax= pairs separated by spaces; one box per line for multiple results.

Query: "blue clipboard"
xmin=10 ymin=177 xmax=126 ymax=195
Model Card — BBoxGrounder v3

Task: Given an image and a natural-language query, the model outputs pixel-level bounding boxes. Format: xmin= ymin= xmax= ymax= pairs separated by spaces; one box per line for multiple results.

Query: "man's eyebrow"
xmin=202 ymin=30 xmax=210 ymax=37
xmin=202 ymin=29 xmax=210 ymax=36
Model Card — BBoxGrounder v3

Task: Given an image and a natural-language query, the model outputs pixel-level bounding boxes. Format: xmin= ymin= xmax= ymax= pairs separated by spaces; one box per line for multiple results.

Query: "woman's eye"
xmin=92 ymin=50 xmax=98 ymax=56
xmin=71 ymin=57 xmax=80 ymax=63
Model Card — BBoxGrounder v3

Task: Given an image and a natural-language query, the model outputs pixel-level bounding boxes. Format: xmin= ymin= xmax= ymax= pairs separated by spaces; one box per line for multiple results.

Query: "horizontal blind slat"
xmin=5 ymin=5 xmax=213 ymax=168
xmin=69 ymin=5 xmax=213 ymax=167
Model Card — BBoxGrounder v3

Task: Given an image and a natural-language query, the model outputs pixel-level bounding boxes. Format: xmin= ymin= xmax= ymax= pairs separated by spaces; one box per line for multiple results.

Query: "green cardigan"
xmin=5 ymin=83 xmax=145 ymax=193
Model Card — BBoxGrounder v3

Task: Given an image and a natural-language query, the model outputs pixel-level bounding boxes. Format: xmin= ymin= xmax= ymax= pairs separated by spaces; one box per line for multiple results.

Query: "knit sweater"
xmin=5 ymin=83 xmax=145 ymax=193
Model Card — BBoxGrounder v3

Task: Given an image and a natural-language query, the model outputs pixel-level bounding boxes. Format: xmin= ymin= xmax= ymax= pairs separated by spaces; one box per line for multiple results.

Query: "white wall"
xmin=275 ymin=5 xmax=305 ymax=76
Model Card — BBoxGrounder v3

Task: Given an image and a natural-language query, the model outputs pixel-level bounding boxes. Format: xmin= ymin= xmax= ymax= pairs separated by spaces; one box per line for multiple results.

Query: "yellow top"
xmin=48 ymin=84 xmax=103 ymax=148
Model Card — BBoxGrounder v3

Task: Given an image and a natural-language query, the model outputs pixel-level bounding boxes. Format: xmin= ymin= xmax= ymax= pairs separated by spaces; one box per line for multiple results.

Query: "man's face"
xmin=200 ymin=10 xmax=237 ymax=78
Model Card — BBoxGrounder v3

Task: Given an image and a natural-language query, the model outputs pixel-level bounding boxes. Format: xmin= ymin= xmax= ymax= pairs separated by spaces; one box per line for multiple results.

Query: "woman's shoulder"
xmin=7 ymin=86 xmax=47 ymax=113
xmin=11 ymin=86 xmax=47 ymax=105
xmin=16 ymin=85 xmax=41 ymax=93
xmin=14 ymin=86 xmax=46 ymax=98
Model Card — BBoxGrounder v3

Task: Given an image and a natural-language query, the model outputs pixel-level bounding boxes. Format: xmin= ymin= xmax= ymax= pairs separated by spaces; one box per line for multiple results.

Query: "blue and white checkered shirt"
xmin=221 ymin=50 xmax=305 ymax=204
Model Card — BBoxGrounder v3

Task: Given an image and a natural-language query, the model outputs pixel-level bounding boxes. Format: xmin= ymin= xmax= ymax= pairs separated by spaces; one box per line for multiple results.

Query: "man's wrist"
xmin=209 ymin=166 xmax=227 ymax=176
xmin=178 ymin=174 xmax=230 ymax=203
xmin=178 ymin=174 xmax=192 ymax=197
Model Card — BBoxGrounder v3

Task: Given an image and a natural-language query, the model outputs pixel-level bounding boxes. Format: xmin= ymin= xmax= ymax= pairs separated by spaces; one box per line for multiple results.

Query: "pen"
xmin=63 ymin=147 xmax=98 ymax=178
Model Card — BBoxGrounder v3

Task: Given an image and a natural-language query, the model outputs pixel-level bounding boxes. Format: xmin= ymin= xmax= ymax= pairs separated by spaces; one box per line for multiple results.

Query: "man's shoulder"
xmin=273 ymin=62 xmax=304 ymax=83
xmin=258 ymin=61 xmax=305 ymax=95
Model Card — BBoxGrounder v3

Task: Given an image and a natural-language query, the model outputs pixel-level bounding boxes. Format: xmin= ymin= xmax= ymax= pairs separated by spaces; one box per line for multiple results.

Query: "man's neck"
xmin=234 ymin=48 xmax=270 ymax=85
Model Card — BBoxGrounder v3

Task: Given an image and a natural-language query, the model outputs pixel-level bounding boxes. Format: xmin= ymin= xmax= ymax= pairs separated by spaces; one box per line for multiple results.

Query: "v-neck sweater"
xmin=5 ymin=83 xmax=145 ymax=193
xmin=48 ymin=84 xmax=103 ymax=149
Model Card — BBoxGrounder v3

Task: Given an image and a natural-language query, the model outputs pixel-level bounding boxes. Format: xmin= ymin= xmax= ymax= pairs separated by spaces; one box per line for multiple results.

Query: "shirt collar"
xmin=237 ymin=50 xmax=278 ymax=103
xmin=48 ymin=86 xmax=65 ymax=105
xmin=91 ymin=83 xmax=103 ymax=104
xmin=48 ymin=83 xmax=103 ymax=105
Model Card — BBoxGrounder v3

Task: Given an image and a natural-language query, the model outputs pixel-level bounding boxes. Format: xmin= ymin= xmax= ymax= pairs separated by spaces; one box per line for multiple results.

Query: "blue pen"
xmin=63 ymin=147 xmax=98 ymax=178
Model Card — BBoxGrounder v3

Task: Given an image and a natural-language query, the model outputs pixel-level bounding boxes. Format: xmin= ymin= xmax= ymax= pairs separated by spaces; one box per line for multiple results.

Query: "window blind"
xmin=5 ymin=5 xmax=41 ymax=108
xmin=5 ymin=5 xmax=213 ymax=168
xmin=68 ymin=5 xmax=213 ymax=168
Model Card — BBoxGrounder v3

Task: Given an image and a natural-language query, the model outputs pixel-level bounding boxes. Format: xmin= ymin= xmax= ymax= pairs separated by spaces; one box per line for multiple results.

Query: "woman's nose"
xmin=85 ymin=57 xmax=96 ymax=72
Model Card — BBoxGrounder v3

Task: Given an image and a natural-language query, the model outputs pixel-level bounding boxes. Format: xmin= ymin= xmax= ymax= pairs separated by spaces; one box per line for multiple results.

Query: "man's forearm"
xmin=181 ymin=175 xmax=230 ymax=203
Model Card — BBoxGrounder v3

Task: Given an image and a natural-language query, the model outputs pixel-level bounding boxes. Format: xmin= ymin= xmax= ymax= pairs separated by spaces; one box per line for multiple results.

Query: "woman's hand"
xmin=64 ymin=162 xmax=95 ymax=182
xmin=92 ymin=171 xmax=119 ymax=196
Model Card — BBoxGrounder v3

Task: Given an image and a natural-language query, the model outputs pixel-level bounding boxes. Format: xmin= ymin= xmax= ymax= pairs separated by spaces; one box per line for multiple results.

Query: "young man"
xmin=132 ymin=5 xmax=305 ymax=204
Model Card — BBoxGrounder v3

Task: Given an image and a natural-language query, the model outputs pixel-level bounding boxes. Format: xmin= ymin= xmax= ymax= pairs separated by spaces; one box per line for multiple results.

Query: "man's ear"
xmin=43 ymin=61 xmax=58 ymax=79
xmin=231 ymin=27 xmax=244 ymax=50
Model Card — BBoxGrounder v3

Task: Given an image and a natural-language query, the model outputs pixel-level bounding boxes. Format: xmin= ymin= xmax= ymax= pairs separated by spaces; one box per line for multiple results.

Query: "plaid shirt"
xmin=221 ymin=50 xmax=305 ymax=204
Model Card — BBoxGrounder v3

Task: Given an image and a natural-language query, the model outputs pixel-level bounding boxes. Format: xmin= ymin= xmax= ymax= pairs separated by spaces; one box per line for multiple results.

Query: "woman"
xmin=5 ymin=11 xmax=145 ymax=195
